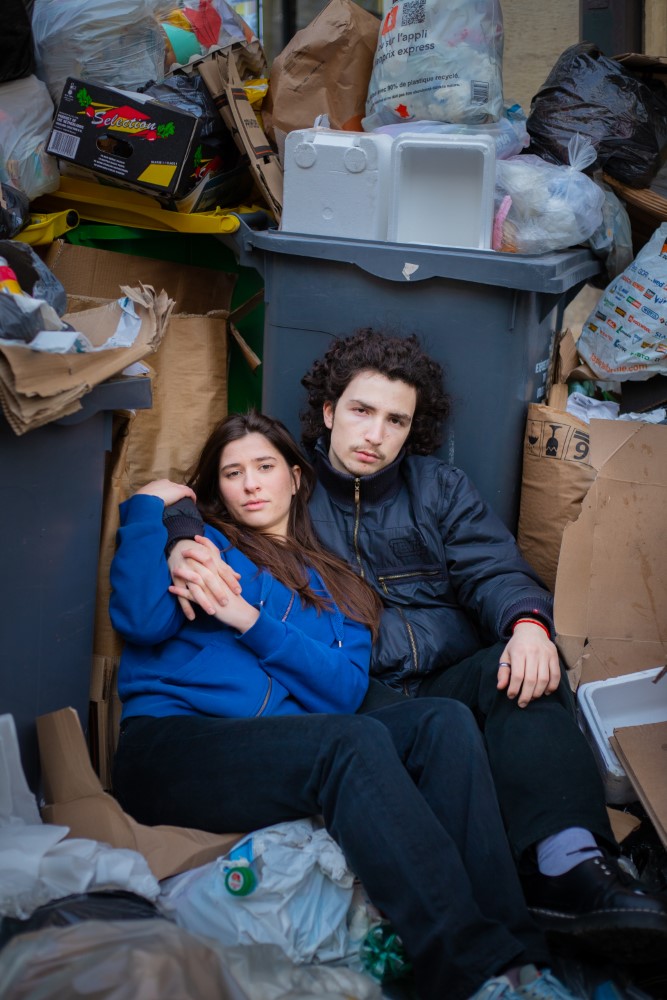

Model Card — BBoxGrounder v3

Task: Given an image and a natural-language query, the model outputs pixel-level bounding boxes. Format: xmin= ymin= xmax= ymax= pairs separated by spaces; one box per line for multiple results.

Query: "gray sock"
xmin=537 ymin=827 xmax=602 ymax=876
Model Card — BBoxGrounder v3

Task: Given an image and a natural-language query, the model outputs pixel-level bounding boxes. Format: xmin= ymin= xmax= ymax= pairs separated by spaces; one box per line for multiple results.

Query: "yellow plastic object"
xmin=14 ymin=210 xmax=80 ymax=246
xmin=33 ymin=177 xmax=247 ymax=235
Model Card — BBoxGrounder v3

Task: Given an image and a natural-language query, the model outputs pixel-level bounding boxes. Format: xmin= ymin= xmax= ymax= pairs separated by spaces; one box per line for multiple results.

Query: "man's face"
xmin=323 ymin=371 xmax=416 ymax=476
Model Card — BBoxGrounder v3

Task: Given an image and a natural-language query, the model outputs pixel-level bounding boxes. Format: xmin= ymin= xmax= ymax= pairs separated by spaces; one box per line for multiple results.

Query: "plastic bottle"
xmin=0 ymin=257 xmax=23 ymax=295
xmin=360 ymin=921 xmax=412 ymax=983
xmin=223 ymin=862 xmax=257 ymax=896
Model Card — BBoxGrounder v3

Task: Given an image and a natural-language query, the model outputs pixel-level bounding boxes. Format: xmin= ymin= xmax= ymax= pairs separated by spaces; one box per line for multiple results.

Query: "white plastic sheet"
xmin=0 ymin=714 xmax=159 ymax=920
xmin=160 ymin=819 xmax=357 ymax=965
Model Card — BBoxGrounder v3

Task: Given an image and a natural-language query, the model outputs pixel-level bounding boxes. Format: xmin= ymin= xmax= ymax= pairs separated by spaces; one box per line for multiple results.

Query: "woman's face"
xmin=218 ymin=432 xmax=301 ymax=538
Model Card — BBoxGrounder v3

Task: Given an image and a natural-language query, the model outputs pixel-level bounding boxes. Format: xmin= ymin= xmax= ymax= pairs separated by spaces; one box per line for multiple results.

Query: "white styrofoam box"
xmin=577 ymin=667 xmax=667 ymax=805
xmin=387 ymin=133 xmax=496 ymax=250
xmin=281 ymin=128 xmax=394 ymax=240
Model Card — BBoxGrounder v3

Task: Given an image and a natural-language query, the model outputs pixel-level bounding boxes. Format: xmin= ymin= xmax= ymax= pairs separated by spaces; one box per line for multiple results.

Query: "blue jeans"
xmin=113 ymin=699 xmax=548 ymax=1000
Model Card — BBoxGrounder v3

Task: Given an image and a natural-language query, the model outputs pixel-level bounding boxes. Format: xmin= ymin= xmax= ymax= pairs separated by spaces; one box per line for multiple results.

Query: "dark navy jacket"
xmin=164 ymin=441 xmax=553 ymax=694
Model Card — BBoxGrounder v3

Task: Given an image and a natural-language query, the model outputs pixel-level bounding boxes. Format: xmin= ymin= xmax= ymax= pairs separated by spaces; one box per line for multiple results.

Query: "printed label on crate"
xmin=47 ymin=78 xmax=199 ymax=196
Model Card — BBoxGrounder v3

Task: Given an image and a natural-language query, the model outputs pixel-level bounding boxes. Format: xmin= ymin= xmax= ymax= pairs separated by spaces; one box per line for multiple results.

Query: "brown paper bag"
xmin=262 ymin=0 xmax=380 ymax=147
xmin=517 ymin=402 xmax=596 ymax=592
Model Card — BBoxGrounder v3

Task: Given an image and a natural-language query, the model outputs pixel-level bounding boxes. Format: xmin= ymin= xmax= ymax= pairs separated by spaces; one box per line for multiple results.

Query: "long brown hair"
xmin=187 ymin=411 xmax=382 ymax=638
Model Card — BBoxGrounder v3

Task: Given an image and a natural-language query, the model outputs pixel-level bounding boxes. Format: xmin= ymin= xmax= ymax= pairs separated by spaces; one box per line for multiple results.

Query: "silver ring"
xmin=498 ymin=661 xmax=511 ymax=668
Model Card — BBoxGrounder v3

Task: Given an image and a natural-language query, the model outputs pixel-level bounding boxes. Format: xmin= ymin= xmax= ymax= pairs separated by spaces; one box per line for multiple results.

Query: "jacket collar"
xmin=313 ymin=438 xmax=405 ymax=507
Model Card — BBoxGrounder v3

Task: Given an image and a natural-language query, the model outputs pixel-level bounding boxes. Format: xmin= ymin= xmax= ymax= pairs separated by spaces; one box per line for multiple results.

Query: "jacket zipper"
xmin=281 ymin=592 xmax=296 ymax=621
xmin=377 ymin=577 xmax=419 ymax=677
xmin=255 ymin=677 xmax=272 ymax=717
xmin=378 ymin=569 xmax=440 ymax=582
xmin=353 ymin=478 xmax=364 ymax=578
xmin=256 ymin=591 xmax=295 ymax=718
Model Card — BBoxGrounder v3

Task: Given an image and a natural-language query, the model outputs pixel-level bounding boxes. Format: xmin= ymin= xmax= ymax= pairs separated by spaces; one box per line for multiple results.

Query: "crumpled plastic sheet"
xmin=0 ymin=714 xmax=159 ymax=922
xmin=0 ymin=919 xmax=250 ymax=1000
xmin=159 ymin=818 xmax=358 ymax=965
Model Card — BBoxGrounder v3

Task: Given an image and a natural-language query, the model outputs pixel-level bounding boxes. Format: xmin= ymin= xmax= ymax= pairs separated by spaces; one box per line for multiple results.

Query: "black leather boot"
xmin=522 ymin=855 xmax=667 ymax=962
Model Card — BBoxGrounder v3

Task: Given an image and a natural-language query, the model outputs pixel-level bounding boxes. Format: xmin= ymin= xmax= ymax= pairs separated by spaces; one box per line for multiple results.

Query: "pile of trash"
xmin=0 ymin=0 xmax=665 ymax=272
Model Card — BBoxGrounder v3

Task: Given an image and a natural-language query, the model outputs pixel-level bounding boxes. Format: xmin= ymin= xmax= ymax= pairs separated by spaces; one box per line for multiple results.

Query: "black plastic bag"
xmin=527 ymin=43 xmax=667 ymax=189
xmin=0 ymin=890 xmax=163 ymax=952
xmin=0 ymin=183 xmax=29 ymax=239
xmin=0 ymin=0 xmax=35 ymax=83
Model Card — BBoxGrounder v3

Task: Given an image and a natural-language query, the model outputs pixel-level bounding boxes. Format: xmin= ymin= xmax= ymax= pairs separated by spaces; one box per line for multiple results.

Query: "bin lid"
xmin=232 ymin=223 xmax=602 ymax=294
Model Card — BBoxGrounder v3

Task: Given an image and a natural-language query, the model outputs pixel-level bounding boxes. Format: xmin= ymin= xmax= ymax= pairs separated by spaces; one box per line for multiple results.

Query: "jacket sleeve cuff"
xmin=499 ymin=598 xmax=555 ymax=639
xmin=236 ymin=608 xmax=287 ymax=658
xmin=163 ymin=498 xmax=203 ymax=553
xmin=119 ymin=493 xmax=164 ymax=525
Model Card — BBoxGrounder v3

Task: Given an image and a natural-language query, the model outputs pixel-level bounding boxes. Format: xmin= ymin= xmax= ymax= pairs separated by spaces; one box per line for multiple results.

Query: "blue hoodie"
xmin=110 ymin=495 xmax=371 ymax=721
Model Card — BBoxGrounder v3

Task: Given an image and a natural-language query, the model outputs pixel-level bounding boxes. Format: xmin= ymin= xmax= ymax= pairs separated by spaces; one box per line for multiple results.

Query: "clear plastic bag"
xmin=364 ymin=0 xmax=504 ymax=131
xmin=585 ymin=177 xmax=634 ymax=285
xmin=0 ymin=919 xmax=249 ymax=1000
xmin=32 ymin=0 xmax=175 ymax=102
xmin=371 ymin=105 xmax=528 ymax=159
xmin=492 ymin=134 xmax=604 ymax=254
xmin=0 ymin=76 xmax=60 ymax=201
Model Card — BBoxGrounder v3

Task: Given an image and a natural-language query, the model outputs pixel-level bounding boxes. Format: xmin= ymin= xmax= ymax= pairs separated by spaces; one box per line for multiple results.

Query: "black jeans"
xmin=361 ymin=643 xmax=614 ymax=861
xmin=113 ymin=699 xmax=548 ymax=1000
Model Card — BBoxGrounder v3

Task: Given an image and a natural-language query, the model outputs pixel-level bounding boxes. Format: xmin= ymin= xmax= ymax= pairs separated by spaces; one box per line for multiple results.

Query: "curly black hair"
xmin=300 ymin=329 xmax=450 ymax=455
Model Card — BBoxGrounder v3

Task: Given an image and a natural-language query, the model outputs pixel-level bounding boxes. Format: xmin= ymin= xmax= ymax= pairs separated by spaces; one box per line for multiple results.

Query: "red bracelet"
xmin=512 ymin=618 xmax=551 ymax=639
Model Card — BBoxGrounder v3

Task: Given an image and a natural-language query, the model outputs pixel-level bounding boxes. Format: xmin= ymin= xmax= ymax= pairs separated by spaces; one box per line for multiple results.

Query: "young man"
xmin=164 ymin=330 xmax=667 ymax=960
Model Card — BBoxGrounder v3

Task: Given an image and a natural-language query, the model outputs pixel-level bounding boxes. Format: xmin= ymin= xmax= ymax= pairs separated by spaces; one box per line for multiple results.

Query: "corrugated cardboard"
xmin=611 ymin=720 xmax=667 ymax=850
xmin=517 ymin=403 xmax=595 ymax=593
xmin=554 ymin=420 xmax=667 ymax=685
xmin=0 ymin=284 xmax=172 ymax=434
xmin=37 ymin=708 xmax=243 ymax=880
xmin=194 ymin=45 xmax=283 ymax=220
xmin=43 ymin=242 xmax=236 ymax=786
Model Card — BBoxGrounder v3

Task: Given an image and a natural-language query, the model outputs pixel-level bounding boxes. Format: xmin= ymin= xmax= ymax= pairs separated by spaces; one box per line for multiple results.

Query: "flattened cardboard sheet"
xmin=555 ymin=420 xmax=667 ymax=684
xmin=37 ymin=708 xmax=242 ymax=880
xmin=611 ymin=721 xmax=667 ymax=850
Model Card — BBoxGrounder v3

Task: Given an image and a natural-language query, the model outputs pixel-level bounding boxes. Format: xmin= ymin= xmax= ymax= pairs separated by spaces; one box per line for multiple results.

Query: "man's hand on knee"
xmin=496 ymin=622 xmax=561 ymax=708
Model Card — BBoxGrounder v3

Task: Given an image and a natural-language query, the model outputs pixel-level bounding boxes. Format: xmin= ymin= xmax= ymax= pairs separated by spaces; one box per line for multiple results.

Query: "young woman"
xmin=110 ymin=411 xmax=577 ymax=1000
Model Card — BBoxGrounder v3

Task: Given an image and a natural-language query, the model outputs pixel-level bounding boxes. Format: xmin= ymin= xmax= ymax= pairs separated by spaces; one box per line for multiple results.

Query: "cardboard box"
xmin=554 ymin=419 xmax=667 ymax=686
xmin=44 ymin=241 xmax=238 ymax=786
xmin=37 ymin=708 xmax=243 ymax=880
xmin=47 ymin=78 xmax=203 ymax=200
xmin=190 ymin=45 xmax=283 ymax=219
xmin=612 ymin=720 xmax=667 ymax=850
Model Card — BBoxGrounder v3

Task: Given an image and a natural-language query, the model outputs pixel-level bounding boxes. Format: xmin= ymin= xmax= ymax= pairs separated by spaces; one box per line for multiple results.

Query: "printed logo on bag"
xmin=525 ymin=419 xmax=590 ymax=464
xmin=75 ymin=87 xmax=175 ymax=142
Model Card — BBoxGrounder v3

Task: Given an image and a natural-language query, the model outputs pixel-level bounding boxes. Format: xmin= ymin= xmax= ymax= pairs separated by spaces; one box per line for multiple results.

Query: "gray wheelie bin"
xmin=223 ymin=222 xmax=601 ymax=530
xmin=0 ymin=377 xmax=151 ymax=791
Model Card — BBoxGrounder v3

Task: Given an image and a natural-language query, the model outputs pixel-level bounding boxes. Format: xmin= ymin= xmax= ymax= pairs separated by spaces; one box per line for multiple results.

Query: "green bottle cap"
xmin=224 ymin=865 xmax=257 ymax=896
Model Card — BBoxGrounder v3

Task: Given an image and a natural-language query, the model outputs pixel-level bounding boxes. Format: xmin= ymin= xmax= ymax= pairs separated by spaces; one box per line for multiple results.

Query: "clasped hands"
xmin=136 ymin=479 xmax=258 ymax=634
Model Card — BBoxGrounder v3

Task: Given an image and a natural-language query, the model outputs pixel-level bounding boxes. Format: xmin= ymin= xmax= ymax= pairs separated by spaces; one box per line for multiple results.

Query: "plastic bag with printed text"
xmin=363 ymin=0 xmax=504 ymax=131
xmin=578 ymin=222 xmax=667 ymax=380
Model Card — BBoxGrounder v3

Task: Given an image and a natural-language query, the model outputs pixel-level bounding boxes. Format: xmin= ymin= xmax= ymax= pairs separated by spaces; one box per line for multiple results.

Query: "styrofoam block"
xmin=281 ymin=128 xmax=394 ymax=240
xmin=577 ymin=667 xmax=667 ymax=805
xmin=387 ymin=133 xmax=496 ymax=250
